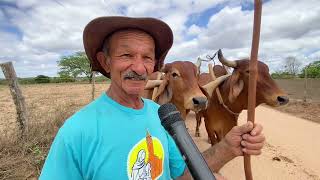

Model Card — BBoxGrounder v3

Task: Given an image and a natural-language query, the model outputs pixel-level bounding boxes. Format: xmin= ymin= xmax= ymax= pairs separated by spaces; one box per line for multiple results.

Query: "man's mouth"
xmin=123 ymin=71 xmax=147 ymax=81
xmin=124 ymin=77 xmax=145 ymax=81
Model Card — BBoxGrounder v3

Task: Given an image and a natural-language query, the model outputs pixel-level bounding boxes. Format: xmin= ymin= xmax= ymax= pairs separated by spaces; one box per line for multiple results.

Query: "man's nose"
xmin=131 ymin=56 xmax=147 ymax=75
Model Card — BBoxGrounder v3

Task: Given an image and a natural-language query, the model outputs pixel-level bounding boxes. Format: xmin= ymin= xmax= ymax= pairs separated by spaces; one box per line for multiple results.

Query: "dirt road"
xmin=185 ymin=106 xmax=320 ymax=180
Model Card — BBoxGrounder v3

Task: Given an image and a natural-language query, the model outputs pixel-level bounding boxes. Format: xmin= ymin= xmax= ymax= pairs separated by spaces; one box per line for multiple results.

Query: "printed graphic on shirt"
xmin=127 ymin=131 xmax=164 ymax=180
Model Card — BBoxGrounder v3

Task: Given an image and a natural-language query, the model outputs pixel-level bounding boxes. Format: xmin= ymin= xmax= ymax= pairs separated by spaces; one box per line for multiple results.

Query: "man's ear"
xmin=96 ymin=52 xmax=110 ymax=73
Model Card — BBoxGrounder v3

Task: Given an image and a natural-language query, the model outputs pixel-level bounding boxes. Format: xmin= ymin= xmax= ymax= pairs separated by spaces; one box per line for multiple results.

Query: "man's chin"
xmin=123 ymin=86 xmax=145 ymax=96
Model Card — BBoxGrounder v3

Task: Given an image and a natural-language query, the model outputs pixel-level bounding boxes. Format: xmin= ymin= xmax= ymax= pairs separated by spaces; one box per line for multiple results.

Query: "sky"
xmin=0 ymin=0 xmax=320 ymax=78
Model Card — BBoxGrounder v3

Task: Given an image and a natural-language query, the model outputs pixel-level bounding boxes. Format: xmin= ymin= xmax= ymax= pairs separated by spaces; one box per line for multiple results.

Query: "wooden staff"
xmin=245 ymin=0 xmax=262 ymax=180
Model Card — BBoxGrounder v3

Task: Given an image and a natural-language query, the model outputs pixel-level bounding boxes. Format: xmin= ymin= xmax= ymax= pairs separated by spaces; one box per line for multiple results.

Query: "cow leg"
xmin=195 ymin=113 xmax=201 ymax=137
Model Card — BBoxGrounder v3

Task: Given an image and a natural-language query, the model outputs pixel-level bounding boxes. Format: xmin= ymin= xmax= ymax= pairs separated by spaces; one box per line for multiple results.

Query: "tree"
xmin=283 ymin=56 xmax=302 ymax=76
xmin=35 ymin=75 xmax=50 ymax=83
xmin=57 ymin=52 xmax=92 ymax=81
xmin=299 ymin=60 xmax=320 ymax=78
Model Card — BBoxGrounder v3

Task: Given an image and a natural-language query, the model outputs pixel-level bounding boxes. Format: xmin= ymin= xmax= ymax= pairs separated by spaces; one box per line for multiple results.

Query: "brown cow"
xmin=144 ymin=61 xmax=230 ymax=120
xmin=196 ymin=49 xmax=289 ymax=145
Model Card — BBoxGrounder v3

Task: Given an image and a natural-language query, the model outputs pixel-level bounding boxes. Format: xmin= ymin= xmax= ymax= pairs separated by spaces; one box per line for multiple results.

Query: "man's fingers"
xmin=236 ymin=121 xmax=254 ymax=134
xmin=250 ymin=123 xmax=263 ymax=136
xmin=241 ymin=141 xmax=264 ymax=150
xmin=242 ymin=133 xmax=265 ymax=143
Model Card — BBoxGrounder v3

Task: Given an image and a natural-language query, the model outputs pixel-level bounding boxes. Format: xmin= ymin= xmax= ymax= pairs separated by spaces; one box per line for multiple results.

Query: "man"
xmin=40 ymin=16 xmax=265 ymax=180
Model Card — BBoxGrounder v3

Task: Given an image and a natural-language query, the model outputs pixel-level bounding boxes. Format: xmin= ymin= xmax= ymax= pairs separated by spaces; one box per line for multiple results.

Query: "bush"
xmin=34 ymin=75 xmax=50 ymax=83
xmin=299 ymin=61 xmax=320 ymax=78
xmin=51 ymin=76 xmax=75 ymax=83
xmin=19 ymin=77 xmax=36 ymax=84
xmin=271 ymin=72 xmax=296 ymax=79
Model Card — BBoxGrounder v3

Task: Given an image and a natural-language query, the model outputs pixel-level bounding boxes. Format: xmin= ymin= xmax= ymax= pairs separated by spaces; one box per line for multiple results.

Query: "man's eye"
xmin=121 ymin=54 xmax=131 ymax=57
xmin=144 ymin=56 xmax=154 ymax=60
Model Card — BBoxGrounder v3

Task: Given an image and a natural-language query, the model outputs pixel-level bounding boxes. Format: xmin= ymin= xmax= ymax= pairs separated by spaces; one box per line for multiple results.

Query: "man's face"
xmin=107 ymin=30 xmax=156 ymax=96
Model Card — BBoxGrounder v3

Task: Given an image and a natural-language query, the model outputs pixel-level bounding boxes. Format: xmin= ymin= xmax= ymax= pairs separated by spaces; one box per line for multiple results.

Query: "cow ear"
xmin=228 ymin=71 xmax=244 ymax=103
xmin=154 ymin=77 xmax=172 ymax=104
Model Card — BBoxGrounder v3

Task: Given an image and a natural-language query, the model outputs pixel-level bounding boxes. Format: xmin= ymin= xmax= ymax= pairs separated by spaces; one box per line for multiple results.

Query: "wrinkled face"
xmin=106 ymin=29 xmax=156 ymax=95
xmin=234 ymin=60 xmax=289 ymax=107
xmin=164 ymin=61 xmax=208 ymax=112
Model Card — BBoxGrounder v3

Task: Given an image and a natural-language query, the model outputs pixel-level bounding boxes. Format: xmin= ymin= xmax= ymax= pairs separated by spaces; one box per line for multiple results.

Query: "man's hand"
xmin=185 ymin=121 xmax=265 ymax=176
xmin=222 ymin=121 xmax=265 ymax=157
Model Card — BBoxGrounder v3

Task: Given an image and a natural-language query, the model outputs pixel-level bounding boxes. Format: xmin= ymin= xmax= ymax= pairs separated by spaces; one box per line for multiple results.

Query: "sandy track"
xmin=185 ymin=106 xmax=320 ymax=180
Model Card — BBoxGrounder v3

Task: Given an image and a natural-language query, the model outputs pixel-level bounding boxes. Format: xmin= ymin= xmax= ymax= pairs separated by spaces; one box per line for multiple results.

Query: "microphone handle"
xmin=169 ymin=121 xmax=216 ymax=180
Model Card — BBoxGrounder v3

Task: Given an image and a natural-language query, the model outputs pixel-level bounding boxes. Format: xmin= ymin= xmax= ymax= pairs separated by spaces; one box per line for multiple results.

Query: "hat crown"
xmin=83 ymin=16 xmax=173 ymax=78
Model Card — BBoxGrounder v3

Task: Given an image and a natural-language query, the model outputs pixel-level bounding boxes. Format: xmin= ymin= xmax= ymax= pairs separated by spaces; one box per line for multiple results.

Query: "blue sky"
xmin=1 ymin=0 xmax=320 ymax=78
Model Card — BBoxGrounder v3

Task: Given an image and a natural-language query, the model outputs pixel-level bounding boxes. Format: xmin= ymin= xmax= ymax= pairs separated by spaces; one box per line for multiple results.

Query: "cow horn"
xmin=145 ymin=80 xmax=163 ymax=90
xmin=195 ymin=57 xmax=202 ymax=69
xmin=217 ymin=49 xmax=237 ymax=68
xmin=201 ymin=74 xmax=231 ymax=97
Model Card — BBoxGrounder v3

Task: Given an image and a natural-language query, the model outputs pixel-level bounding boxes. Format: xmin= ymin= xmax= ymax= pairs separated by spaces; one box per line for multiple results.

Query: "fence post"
xmin=0 ymin=62 xmax=28 ymax=137
xmin=91 ymin=71 xmax=95 ymax=101
xmin=304 ymin=67 xmax=308 ymax=102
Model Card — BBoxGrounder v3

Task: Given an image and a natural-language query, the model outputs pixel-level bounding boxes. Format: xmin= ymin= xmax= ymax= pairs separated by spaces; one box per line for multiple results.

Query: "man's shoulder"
xmin=59 ymin=98 xmax=105 ymax=134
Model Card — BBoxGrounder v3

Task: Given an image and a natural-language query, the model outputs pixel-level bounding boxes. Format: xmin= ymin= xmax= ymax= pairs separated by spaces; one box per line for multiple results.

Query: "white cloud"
xmin=187 ymin=24 xmax=203 ymax=36
xmin=0 ymin=0 xmax=319 ymax=78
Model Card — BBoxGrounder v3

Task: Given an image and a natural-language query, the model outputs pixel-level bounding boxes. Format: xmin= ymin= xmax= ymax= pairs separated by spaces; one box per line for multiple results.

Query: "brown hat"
xmin=83 ymin=16 xmax=173 ymax=78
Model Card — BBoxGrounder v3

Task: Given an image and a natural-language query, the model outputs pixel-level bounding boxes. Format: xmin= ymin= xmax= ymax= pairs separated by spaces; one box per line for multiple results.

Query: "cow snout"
xmin=277 ymin=96 xmax=289 ymax=105
xmin=192 ymin=97 xmax=208 ymax=109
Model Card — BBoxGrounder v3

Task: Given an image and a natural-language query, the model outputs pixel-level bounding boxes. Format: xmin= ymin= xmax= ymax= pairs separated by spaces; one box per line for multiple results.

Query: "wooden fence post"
xmin=0 ymin=62 xmax=28 ymax=137
xmin=303 ymin=67 xmax=308 ymax=102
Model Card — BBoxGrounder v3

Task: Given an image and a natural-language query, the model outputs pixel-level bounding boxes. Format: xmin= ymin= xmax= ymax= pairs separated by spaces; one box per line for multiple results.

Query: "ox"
xmin=145 ymin=61 xmax=230 ymax=120
xmin=196 ymin=49 xmax=289 ymax=145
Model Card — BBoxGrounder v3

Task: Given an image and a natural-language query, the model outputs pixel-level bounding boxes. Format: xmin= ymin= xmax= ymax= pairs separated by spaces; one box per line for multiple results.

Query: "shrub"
xmin=34 ymin=75 xmax=50 ymax=83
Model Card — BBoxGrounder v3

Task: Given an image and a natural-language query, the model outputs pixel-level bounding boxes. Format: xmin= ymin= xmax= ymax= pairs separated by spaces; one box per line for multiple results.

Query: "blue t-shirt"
xmin=40 ymin=93 xmax=186 ymax=180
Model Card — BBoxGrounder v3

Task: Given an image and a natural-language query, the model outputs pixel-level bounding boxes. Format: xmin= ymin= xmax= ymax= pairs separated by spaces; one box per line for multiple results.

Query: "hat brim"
xmin=83 ymin=16 xmax=173 ymax=78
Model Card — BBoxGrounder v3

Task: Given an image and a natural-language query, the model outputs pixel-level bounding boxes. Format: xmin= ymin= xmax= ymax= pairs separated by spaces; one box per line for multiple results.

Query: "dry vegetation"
xmin=0 ymin=83 xmax=108 ymax=179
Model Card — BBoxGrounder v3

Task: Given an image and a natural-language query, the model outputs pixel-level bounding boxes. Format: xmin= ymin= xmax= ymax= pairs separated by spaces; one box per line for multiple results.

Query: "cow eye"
xmin=246 ymin=70 xmax=250 ymax=74
xmin=172 ymin=72 xmax=179 ymax=78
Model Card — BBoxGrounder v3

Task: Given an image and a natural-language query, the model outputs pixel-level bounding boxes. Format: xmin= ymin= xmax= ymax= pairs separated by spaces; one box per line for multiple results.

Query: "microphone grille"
xmin=158 ymin=103 xmax=182 ymax=131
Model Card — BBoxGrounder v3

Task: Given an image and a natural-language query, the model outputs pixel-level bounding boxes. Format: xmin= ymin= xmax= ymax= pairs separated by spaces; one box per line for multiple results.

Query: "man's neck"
xmin=107 ymin=84 xmax=144 ymax=109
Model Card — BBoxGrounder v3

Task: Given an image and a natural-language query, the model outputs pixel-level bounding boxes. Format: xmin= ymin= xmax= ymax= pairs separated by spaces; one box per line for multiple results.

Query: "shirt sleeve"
xmin=166 ymin=132 xmax=186 ymax=179
xmin=39 ymin=126 xmax=83 ymax=180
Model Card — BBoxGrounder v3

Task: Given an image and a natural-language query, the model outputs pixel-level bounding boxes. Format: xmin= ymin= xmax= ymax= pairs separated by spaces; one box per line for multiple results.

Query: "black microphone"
xmin=158 ymin=103 xmax=216 ymax=180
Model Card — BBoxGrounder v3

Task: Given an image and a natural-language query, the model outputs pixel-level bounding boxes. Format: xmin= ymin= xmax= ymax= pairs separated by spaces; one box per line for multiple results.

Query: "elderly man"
xmin=40 ymin=16 xmax=265 ymax=180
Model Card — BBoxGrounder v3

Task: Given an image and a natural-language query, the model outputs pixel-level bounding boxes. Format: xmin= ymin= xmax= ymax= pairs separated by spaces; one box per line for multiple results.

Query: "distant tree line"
xmin=2 ymin=53 xmax=318 ymax=85
xmin=0 ymin=52 xmax=110 ymax=85
xmin=0 ymin=75 xmax=109 ymax=85
xmin=271 ymin=56 xmax=320 ymax=79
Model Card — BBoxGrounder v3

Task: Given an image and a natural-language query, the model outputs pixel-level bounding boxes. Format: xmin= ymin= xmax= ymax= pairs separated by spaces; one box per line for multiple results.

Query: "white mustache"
xmin=123 ymin=71 xmax=147 ymax=80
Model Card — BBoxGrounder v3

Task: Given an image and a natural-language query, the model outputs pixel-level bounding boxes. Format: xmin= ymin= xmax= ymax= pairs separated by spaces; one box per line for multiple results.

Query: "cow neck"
xmin=218 ymin=79 xmax=243 ymax=116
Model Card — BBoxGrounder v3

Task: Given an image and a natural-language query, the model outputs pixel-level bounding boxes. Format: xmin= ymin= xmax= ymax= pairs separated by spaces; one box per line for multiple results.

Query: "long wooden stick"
xmin=245 ymin=0 xmax=262 ymax=180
